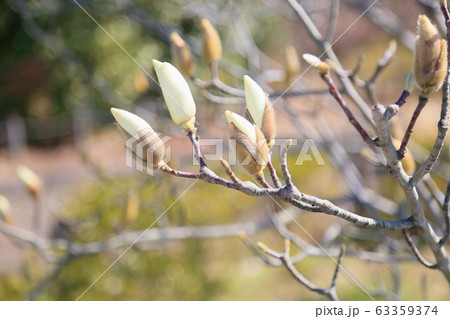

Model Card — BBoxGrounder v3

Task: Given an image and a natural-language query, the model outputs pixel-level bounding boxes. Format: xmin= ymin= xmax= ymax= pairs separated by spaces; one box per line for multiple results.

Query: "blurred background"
xmin=0 ymin=0 xmax=449 ymax=300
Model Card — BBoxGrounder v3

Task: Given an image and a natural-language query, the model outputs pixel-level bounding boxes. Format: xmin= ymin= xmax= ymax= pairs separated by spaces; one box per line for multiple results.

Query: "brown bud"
xmin=284 ymin=45 xmax=300 ymax=88
xmin=413 ymin=15 xmax=448 ymax=97
xmin=133 ymin=72 xmax=149 ymax=93
xmin=124 ymin=189 xmax=139 ymax=224
xmin=201 ymin=19 xmax=222 ymax=63
xmin=170 ymin=32 xmax=195 ymax=77
xmin=261 ymin=96 xmax=276 ymax=148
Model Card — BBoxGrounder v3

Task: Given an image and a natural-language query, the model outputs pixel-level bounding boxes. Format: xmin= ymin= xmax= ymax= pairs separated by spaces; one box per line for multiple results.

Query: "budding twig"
xmin=187 ymin=130 xmax=207 ymax=168
xmin=320 ymin=71 xmax=377 ymax=147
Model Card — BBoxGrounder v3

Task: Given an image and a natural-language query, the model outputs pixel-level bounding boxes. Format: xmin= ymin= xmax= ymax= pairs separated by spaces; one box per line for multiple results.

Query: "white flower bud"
xmin=302 ymin=53 xmax=321 ymax=67
xmin=225 ymin=111 xmax=256 ymax=144
xmin=152 ymin=59 xmax=196 ymax=131
xmin=111 ymin=108 xmax=166 ymax=168
xmin=16 ymin=165 xmax=43 ymax=197
xmin=244 ymin=75 xmax=265 ymax=128
xmin=111 ymin=108 xmax=152 ymax=137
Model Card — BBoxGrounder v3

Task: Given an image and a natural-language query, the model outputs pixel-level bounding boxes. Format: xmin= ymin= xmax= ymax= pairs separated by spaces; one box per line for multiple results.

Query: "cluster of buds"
xmin=413 ymin=15 xmax=447 ymax=98
xmin=112 ymin=19 xmax=279 ymax=177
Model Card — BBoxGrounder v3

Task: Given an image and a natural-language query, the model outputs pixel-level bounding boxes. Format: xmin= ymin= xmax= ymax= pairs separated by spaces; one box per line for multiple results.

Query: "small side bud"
xmin=225 ymin=111 xmax=269 ymax=175
xmin=16 ymin=165 xmax=43 ymax=198
xmin=413 ymin=15 xmax=448 ymax=97
xmin=0 ymin=195 xmax=12 ymax=224
xmin=111 ymin=108 xmax=166 ymax=168
xmin=152 ymin=59 xmax=197 ymax=131
xmin=170 ymin=32 xmax=196 ymax=77
xmin=405 ymin=71 xmax=415 ymax=93
xmin=201 ymin=19 xmax=222 ymax=63
xmin=256 ymin=241 xmax=269 ymax=252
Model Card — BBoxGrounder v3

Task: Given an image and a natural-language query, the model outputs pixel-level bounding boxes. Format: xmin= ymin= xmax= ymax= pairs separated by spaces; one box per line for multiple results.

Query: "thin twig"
xmin=326 ymin=0 xmax=340 ymax=43
xmin=398 ymin=96 xmax=429 ymax=159
xmin=321 ymin=72 xmax=377 ymax=147
xmin=440 ymin=181 xmax=450 ymax=245
xmin=188 ymin=130 xmax=207 ymax=168
xmin=402 ymin=230 xmax=438 ymax=269
xmin=267 ymin=160 xmax=282 ymax=188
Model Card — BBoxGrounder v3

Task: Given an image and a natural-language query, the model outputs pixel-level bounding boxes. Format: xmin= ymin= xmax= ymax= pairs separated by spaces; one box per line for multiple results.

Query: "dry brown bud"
xmin=201 ymin=19 xmax=222 ymax=63
xmin=170 ymin=32 xmax=195 ymax=77
xmin=413 ymin=15 xmax=448 ymax=97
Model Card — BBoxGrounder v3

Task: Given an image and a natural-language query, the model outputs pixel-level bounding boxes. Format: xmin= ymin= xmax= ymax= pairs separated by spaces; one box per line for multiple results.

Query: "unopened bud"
xmin=124 ymin=189 xmax=139 ymax=224
xmin=225 ymin=111 xmax=269 ymax=175
xmin=413 ymin=15 xmax=447 ymax=97
xmin=201 ymin=19 xmax=222 ymax=63
xmin=302 ymin=53 xmax=321 ymax=67
xmin=0 ymin=195 xmax=12 ymax=224
xmin=405 ymin=71 xmax=415 ymax=93
xmin=284 ymin=45 xmax=300 ymax=87
xmin=133 ymin=72 xmax=149 ymax=93
xmin=170 ymin=32 xmax=195 ymax=77
xmin=16 ymin=165 xmax=43 ymax=198
xmin=152 ymin=60 xmax=197 ymax=131
xmin=111 ymin=108 xmax=166 ymax=168
xmin=243 ymin=76 xmax=276 ymax=148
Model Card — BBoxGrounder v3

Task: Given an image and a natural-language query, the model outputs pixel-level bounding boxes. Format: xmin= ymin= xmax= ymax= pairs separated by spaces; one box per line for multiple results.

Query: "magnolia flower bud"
xmin=303 ymin=53 xmax=329 ymax=75
xmin=0 ymin=195 xmax=12 ymax=224
xmin=303 ymin=53 xmax=321 ymax=67
xmin=413 ymin=15 xmax=448 ymax=97
xmin=16 ymin=165 xmax=43 ymax=198
xmin=243 ymin=75 xmax=276 ymax=147
xmin=170 ymin=32 xmax=195 ymax=77
xmin=111 ymin=108 xmax=166 ymax=168
xmin=225 ymin=111 xmax=269 ymax=175
xmin=133 ymin=71 xmax=149 ymax=93
xmin=152 ymin=60 xmax=196 ymax=131
xmin=284 ymin=45 xmax=300 ymax=87
xmin=201 ymin=19 xmax=222 ymax=63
